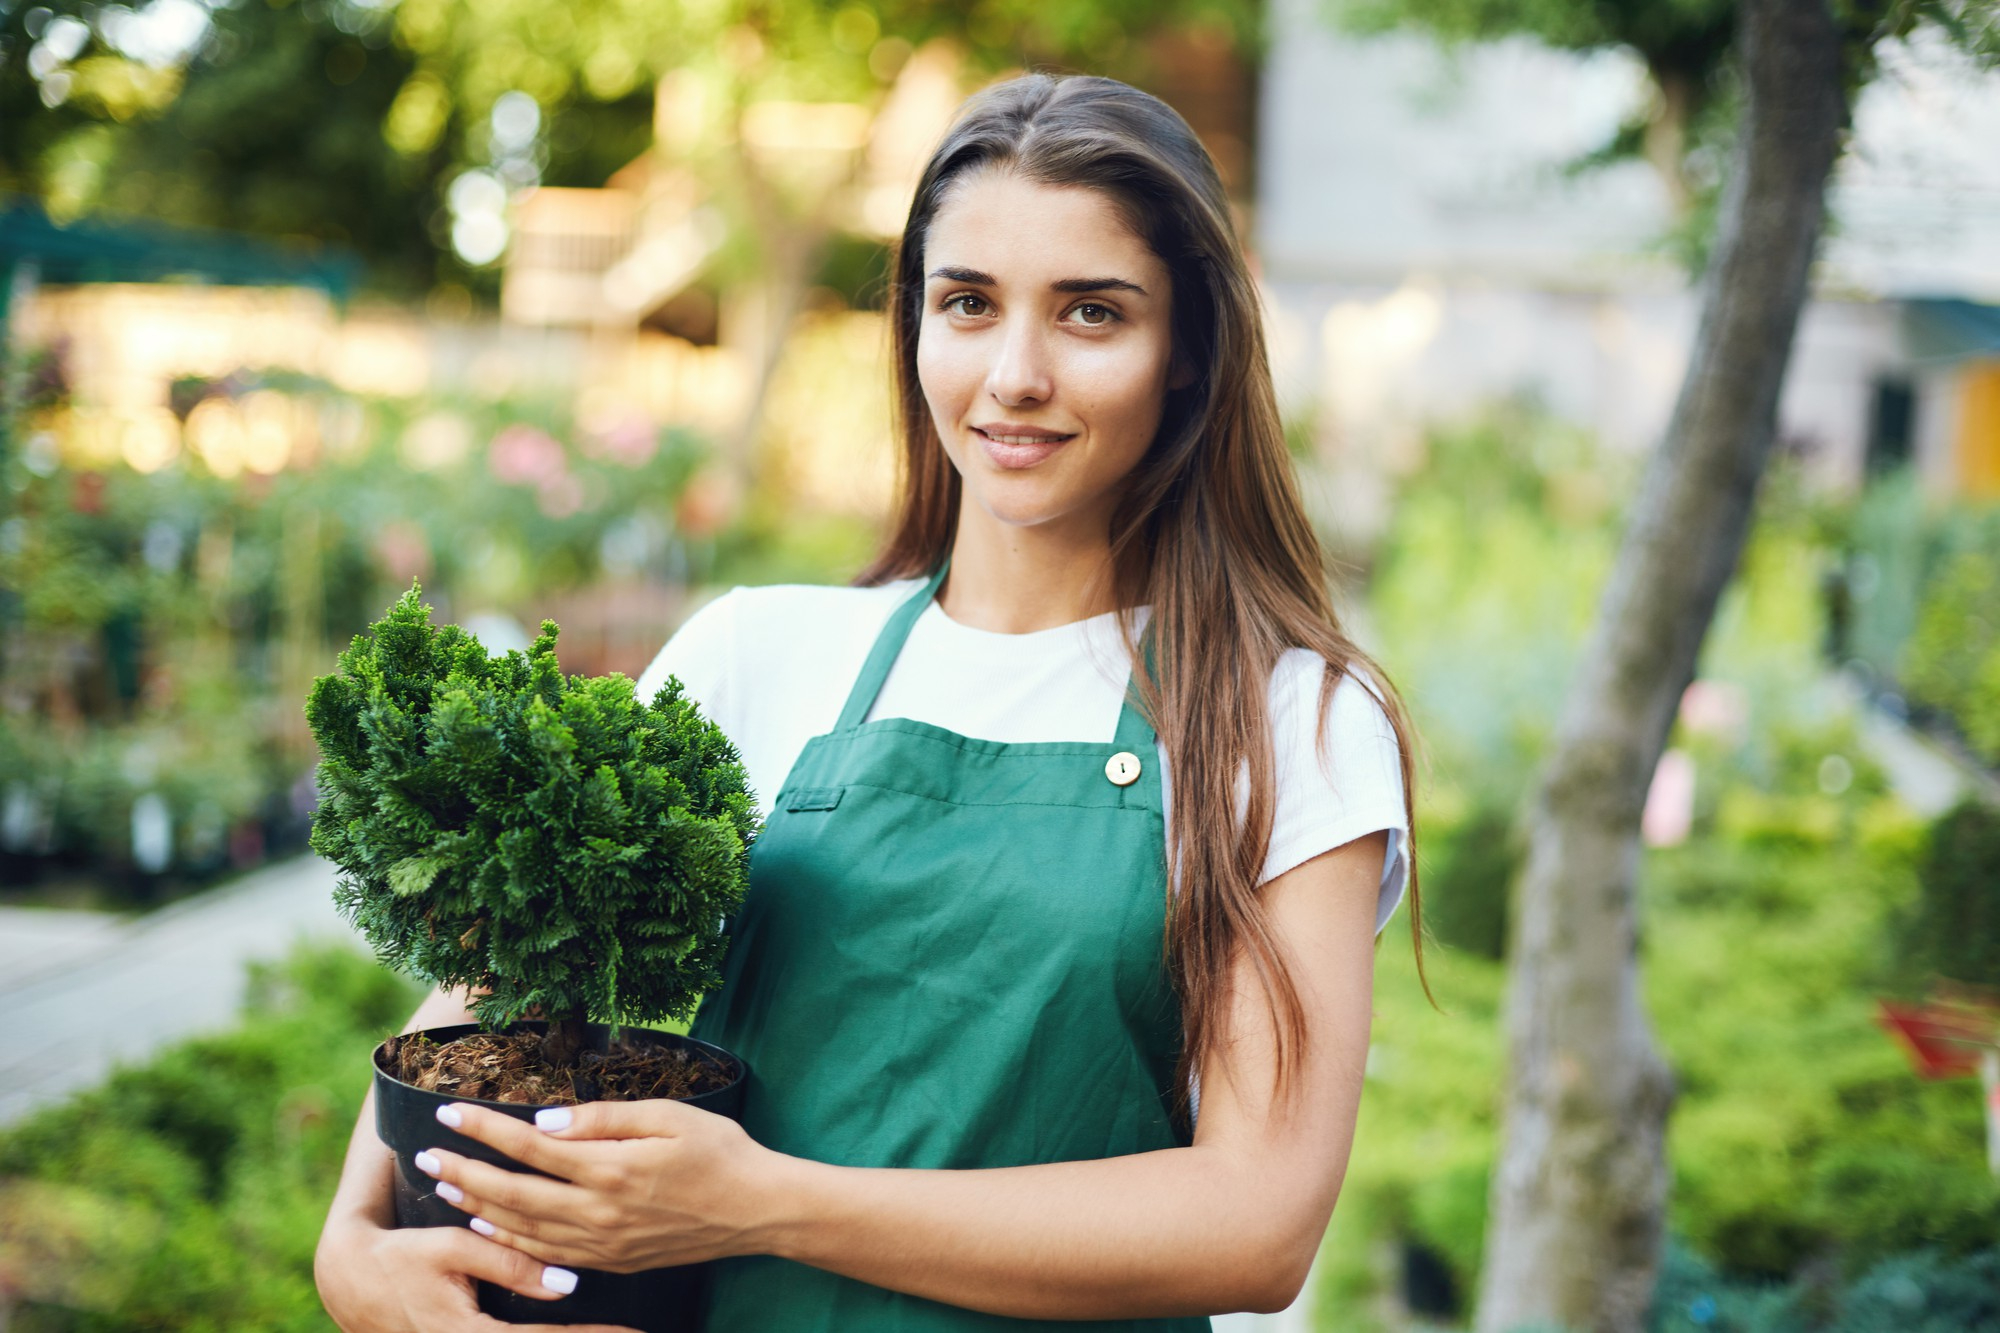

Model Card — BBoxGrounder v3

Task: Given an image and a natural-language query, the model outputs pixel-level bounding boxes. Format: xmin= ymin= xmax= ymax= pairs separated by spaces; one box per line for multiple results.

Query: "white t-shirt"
xmin=635 ymin=579 xmax=1409 ymax=936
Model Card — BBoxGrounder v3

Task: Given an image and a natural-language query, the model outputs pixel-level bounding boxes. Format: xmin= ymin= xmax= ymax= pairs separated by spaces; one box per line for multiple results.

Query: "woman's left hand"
xmin=412 ymin=1099 xmax=780 ymax=1274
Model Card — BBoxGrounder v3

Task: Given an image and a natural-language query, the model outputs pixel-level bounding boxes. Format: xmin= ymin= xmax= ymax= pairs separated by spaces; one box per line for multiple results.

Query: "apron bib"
xmin=689 ymin=561 xmax=1210 ymax=1333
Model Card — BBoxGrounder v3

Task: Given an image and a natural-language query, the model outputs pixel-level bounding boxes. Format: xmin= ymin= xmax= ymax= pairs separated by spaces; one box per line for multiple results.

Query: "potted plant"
xmin=305 ymin=584 xmax=759 ymax=1330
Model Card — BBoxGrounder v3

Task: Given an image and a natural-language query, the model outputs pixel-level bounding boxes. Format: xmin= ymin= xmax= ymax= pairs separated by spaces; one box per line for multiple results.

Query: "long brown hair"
xmin=856 ymin=71 xmax=1432 ymax=1111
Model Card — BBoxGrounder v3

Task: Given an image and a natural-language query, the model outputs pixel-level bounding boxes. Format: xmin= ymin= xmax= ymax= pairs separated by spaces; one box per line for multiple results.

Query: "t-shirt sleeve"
xmin=1263 ymin=651 xmax=1411 ymax=937
xmin=633 ymin=590 xmax=738 ymax=735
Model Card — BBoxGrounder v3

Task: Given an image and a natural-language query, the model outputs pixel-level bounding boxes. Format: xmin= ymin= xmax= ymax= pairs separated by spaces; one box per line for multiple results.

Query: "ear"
xmin=1167 ymin=350 xmax=1199 ymax=392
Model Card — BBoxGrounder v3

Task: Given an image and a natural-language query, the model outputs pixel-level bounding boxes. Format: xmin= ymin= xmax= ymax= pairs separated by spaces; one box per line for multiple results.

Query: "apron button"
xmin=1105 ymin=751 xmax=1142 ymax=786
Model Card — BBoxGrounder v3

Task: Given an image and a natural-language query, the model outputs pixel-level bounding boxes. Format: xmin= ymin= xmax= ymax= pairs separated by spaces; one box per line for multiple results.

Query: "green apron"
xmin=689 ymin=560 xmax=1210 ymax=1333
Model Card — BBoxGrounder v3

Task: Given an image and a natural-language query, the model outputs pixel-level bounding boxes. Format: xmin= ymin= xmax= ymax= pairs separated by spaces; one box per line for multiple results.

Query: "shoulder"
xmin=1260 ymin=649 xmax=1410 ymax=917
xmin=1267 ymin=650 xmax=1400 ymax=769
xmin=715 ymin=579 xmax=920 ymax=637
xmin=634 ymin=579 xmax=922 ymax=709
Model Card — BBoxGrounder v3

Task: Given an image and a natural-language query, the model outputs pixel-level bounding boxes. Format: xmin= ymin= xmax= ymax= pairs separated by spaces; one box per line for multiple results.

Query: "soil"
xmin=384 ymin=1028 xmax=731 ymax=1106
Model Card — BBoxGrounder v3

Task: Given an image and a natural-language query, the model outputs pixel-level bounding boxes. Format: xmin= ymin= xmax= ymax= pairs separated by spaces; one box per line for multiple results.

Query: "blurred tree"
xmin=1397 ymin=1 xmax=2000 ymax=1330
xmin=2 ymin=0 xmax=1260 ymax=303
xmin=1 ymin=0 xmax=451 ymax=294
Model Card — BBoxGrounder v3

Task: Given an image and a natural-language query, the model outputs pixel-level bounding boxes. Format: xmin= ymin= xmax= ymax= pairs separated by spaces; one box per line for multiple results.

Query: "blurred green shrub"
xmin=0 ymin=943 xmax=421 ymax=1330
xmin=1315 ymin=408 xmax=2000 ymax=1330
xmin=1830 ymin=467 xmax=2000 ymax=766
xmin=1904 ymin=546 xmax=2000 ymax=766
xmin=1417 ymin=800 xmax=1519 ymax=961
xmin=1650 ymin=1238 xmax=2000 ymax=1332
xmin=1891 ymin=797 xmax=2000 ymax=991
xmin=1 ymin=369 xmax=710 ymax=897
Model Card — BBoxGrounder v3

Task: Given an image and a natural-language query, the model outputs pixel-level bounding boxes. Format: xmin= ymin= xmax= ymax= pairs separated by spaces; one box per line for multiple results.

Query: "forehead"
xmin=923 ymin=169 xmax=1165 ymax=285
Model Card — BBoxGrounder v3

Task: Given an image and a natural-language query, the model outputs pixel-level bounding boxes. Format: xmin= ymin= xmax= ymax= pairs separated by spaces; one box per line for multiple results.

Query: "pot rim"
xmin=371 ymin=1019 xmax=745 ymax=1113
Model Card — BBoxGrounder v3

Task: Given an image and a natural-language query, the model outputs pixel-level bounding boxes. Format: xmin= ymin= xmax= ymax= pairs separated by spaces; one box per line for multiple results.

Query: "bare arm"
xmin=427 ymin=830 xmax=1386 ymax=1319
xmin=319 ymin=983 xmax=484 ymax=1242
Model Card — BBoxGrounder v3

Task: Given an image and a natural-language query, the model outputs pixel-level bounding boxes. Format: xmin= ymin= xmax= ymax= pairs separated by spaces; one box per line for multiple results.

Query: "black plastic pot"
xmin=373 ymin=1021 xmax=746 ymax=1331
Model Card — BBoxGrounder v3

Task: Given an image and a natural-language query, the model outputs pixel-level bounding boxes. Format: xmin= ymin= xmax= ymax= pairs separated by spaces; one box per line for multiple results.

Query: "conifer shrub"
xmin=304 ymin=583 xmax=758 ymax=1070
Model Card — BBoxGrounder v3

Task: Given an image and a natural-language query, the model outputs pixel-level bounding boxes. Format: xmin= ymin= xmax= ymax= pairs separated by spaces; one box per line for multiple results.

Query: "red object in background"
xmin=1878 ymin=997 xmax=2000 ymax=1079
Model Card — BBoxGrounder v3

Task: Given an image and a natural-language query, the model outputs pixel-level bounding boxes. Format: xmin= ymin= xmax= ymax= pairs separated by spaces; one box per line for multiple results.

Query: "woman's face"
xmin=916 ymin=169 xmax=1191 ymax=539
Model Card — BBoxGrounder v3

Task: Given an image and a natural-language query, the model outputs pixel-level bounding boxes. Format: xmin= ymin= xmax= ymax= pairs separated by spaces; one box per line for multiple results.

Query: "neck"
xmin=937 ymin=500 xmax=1124 ymax=634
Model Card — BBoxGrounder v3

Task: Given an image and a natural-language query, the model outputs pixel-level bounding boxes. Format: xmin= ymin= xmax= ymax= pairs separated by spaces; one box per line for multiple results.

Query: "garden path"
xmin=0 ymin=853 xmax=350 ymax=1127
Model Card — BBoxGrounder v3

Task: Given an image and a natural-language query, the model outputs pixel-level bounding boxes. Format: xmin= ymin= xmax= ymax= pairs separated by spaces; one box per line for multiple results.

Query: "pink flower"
xmin=488 ymin=424 xmax=567 ymax=486
xmin=582 ymin=412 xmax=659 ymax=468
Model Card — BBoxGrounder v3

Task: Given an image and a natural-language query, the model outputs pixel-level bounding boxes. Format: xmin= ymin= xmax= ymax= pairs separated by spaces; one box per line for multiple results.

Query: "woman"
xmin=315 ymin=70 xmax=1427 ymax=1331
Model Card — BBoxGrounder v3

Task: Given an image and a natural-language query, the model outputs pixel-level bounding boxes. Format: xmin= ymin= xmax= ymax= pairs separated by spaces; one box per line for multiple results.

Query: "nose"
xmin=984 ymin=317 xmax=1053 ymax=408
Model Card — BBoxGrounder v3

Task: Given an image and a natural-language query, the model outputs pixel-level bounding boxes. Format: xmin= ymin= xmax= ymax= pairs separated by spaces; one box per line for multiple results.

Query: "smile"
xmin=975 ymin=428 xmax=1077 ymax=445
xmin=973 ymin=427 xmax=1074 ymax=471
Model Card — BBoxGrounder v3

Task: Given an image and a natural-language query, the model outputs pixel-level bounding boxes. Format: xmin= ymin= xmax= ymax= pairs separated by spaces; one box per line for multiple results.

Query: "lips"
xmin=974 ymin=426 xmax=1077 ymax=445
xmin=973 ymin=426 xmax=1073 ymax=470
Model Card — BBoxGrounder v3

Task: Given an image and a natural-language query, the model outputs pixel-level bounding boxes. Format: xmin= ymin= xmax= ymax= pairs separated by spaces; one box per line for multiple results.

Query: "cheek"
xmin=1063 ymin=342 xmax=1170 ymax=437
xmin=916 ymin=325 xmax=979 ymax=418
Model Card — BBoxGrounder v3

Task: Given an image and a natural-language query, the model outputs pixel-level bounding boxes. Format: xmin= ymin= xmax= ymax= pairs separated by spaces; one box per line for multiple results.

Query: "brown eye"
xmin=942 ymin=293 xmax=987 ymax=316
xmin=1071 ymin=303 xmax=1117 ymax=326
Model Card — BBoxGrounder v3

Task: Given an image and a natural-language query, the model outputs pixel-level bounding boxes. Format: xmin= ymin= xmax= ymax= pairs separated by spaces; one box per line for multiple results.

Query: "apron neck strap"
xmin=1112 ymin=616 xmax=1159 ymax=751
xmin=836 ymin=558 xmax=951 ymax=732
xmin=836 ymin=554 xmax=1162 ymax=751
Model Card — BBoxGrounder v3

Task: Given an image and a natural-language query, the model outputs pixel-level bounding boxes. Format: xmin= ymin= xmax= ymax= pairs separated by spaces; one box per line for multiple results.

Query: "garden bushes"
xmin=0 ymin=945 xmax=422 ymax=1330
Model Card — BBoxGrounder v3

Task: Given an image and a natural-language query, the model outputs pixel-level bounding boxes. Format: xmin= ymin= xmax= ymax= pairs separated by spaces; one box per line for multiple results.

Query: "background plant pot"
xmin=373 ymin=1020 xmax=747 ymax=1331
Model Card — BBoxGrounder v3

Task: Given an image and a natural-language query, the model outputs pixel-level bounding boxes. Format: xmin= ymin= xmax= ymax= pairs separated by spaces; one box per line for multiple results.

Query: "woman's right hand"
xmin=315 ymin=1215 xmax=635 ymax=1333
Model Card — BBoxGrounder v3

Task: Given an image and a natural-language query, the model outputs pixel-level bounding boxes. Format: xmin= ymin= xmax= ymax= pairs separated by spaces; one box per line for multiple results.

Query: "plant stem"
xmin=540 ymin=1012 xmax=591 ymax=1070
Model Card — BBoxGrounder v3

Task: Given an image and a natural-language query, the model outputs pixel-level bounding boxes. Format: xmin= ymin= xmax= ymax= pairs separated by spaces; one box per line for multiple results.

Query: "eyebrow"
xmin=926 ymin=265 xmax=1149 ymax=297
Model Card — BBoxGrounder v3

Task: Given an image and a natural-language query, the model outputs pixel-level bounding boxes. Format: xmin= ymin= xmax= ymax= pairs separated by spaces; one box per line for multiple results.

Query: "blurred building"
xmin=1257 ymin=0 xmax=2000 ymax=545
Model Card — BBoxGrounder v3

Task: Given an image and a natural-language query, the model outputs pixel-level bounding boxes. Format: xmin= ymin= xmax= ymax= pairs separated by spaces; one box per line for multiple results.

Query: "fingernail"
xmin=414 ymin=1150 xmax=442 ymax=1177
xmin=542 ymin=1265 xmax=578 ymax=1296
xmin=469 ymin=1216 xmax=496 ymax=1236
xmin=435 ymin=1104 xmax=463 ymax=1128
xmin=435 ymin=1181 xmax=464 ymax=1204
xmin=534 ymin=1107 xmax=573 ymax=1132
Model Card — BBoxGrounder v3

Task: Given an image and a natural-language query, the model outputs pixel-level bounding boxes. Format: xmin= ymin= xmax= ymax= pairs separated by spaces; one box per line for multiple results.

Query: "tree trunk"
xmin=1473 ymin=2 xmax=1849 ymax=1331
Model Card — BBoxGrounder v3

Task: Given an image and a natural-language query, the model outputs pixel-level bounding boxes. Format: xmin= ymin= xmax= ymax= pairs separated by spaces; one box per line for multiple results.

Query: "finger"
xmin=416 ymin=1146 xmax=598 ymax=1225
xmin=420 ymin=1226 xmax=583 ymax=1304
xmin=435 ymin=1102 xmax=590 ymax=1179
xmin=530 ymin=1098 xmax=699 ymax=1141
xmin=461 ymin=1211 xmax=604 ymax=1270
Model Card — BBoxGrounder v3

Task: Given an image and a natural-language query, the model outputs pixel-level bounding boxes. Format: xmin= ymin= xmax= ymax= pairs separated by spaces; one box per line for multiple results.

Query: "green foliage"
xmin=1904 ymin=543 xmax=2000 ymax=765
xmin=1368 ymin=399 xmax=1633 ymax=813
xmin=0 ymin=363 xmax=708 ymax=895
xmin=5 ymin=0 xmax=1265 ymax=293
xmin=0 ymin=944 xmax=421 ymax=1330
xmin=1892 ymin=798 xmax=2000 ymax=990
xmin=305 ymin=583 xmax=759 ymax=1033
xmin=1650 ymin=1238 xmax=2000 ymax=1332
xmin=1830 ymin=468 xmax=2000 ymax=765
xmin=1319 ymin=407 xmax=2000 ymax=1328
xmin=1418 ymin=799 xmax=1518 ymax=960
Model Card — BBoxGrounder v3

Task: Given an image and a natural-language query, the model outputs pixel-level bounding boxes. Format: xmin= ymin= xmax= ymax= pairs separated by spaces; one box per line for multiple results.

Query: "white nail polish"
xmin=535 ymin=1107 xmax=573 ymax=1132
xmin=413 ymin=1150 xmax=441 ymax=1177
xmin=436 ymin=1181 xmax=464 ymax=1204
xmin=435 ymin=1104 xmax=463 ymax=1128
xmin=542 ymin=1265 xmax=578 ymax=1296
xmin=469 ymin=1216 xmax=496 ymax=1236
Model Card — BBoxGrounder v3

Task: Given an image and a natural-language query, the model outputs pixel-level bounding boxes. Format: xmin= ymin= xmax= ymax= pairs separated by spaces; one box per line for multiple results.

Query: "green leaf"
xmin=387 ymin=854 xmax=449 ymax=897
